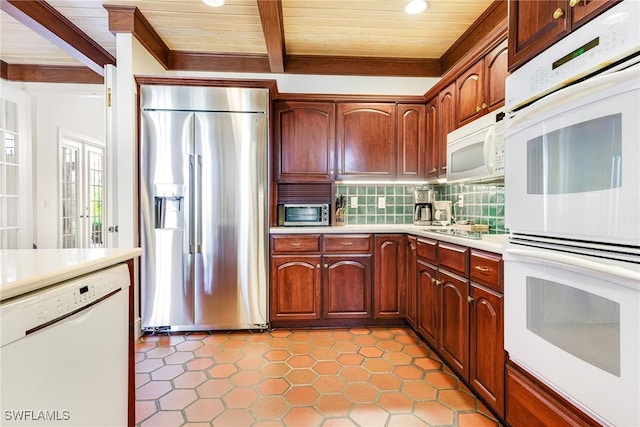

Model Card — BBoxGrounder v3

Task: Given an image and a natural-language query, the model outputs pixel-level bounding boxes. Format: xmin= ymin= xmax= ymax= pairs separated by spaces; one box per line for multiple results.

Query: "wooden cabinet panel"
xmin=396 ymin=104 xmax=426 ymax=179
xmin=470 ymin=249 xmax=503 ymax=292
xmin=438 ymin=242 xmax=469 ymax=277
xmin=571 ymin=0 xmax=620 ymax=29
xmin=406 ymin=237 xmax=417 ymax=327
xmin=374 ymin=235 xmax=406 ymax=319
xmin=337 ymin=103 xmax=396 ymax=179
xmin=275 ymin=102 xmax=335 ymax=182
xmin=506 ymin=361 xmax=601 ymax=427
xmin=438 ymin=83 xmax=456 ymax=177
xmin=508 ymin=0 xmax=569 ymax=72
xmin=417 ymin=259 xmax=439 ymax=349
xmin=470 ymin=284 xmax=504 ymax=417
xmin=270 ymin=255 xmax=322 ymax=320
xmin=439 ymin=268 xmax=470 ymax=379
xmin=271 ymin=234 xmax=321 ymax=253
xmin=425 ymin=98 xmax=439 ymax=179
xmin=323 ymin=234 xmax=372 ymax=253
xmin=323 ymin=255 xmax=372 ymax=319
xmin=416 ymin=237 xmax=437 ymax=264
xmin=456 ymin=61 xmax=484 ymax=127
xmin=484 ymin=39 xmax=508 ymax=113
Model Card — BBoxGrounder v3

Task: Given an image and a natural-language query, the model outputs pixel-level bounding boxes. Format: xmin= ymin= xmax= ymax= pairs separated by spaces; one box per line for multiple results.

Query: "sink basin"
xmin=430 ymin=228 xmax=483 ymax=240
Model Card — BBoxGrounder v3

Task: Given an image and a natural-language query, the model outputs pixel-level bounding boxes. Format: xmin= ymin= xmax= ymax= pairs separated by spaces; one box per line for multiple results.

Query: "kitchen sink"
xmin=431 ymin=228 xmax=483 ymax=240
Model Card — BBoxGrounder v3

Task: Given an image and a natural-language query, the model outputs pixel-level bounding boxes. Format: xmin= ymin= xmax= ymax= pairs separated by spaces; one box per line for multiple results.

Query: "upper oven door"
xmin=505 ymin=64 xmax=640 ymax=245
xmin=504 ymin=244 xmax=640 ymax=426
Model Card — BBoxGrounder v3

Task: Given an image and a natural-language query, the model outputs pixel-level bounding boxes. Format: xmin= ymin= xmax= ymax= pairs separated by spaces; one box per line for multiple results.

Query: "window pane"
xmin=4 ymin=132 xmax=17 ymax=163
xmin=6 ymin=197 xmax=18 ymax=227
xmin=5 ymin=165 xmax=18 ymax=195
xmin=4 ymin=100 xmax=17 ymax=132
xmin=6 ymin=229 xmax=17 ymax=249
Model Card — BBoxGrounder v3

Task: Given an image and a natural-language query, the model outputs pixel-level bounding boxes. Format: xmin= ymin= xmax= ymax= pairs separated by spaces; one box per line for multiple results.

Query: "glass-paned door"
xmin=60 ymin=137 xmax=105 ymax=248
xmin=0 ymin=99 xmax=19 ymax=248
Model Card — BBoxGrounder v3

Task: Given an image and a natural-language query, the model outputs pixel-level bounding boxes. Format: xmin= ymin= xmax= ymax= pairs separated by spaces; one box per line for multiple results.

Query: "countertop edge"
xmin=1 ymin=248 xmax=142 ymax=302
xmin=270 ymin=226 xmax=506 ymax=253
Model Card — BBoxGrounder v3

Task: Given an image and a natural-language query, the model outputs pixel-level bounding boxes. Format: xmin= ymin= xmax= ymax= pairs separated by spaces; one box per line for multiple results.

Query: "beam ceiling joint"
xmin=256 ymin=0 xmax=286 ymax=73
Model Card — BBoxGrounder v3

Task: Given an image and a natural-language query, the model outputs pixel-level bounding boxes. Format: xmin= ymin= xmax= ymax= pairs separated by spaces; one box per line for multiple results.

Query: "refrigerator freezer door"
xmin=194 ymin=112 xmax=268 ymax=329
xmin=140 ymin=111 xmax=195 ymax=329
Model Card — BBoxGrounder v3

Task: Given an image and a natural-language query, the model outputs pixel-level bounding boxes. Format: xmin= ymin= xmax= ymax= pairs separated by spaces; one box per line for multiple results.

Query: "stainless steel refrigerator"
xmin=140 ymin=85 xmax=268 ymax=331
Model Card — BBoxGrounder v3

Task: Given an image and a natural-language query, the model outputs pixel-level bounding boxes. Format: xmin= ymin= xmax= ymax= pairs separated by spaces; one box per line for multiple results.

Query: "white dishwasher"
xmin=0 ymin=263 xmax=129 ymax=427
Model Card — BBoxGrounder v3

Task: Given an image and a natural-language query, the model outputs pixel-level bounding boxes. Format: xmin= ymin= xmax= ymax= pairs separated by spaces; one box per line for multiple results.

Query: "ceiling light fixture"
xmin=202 ymin=0 xmax=225 ymax=7
xmin=404 ymin=0 xmax=427 ymax=15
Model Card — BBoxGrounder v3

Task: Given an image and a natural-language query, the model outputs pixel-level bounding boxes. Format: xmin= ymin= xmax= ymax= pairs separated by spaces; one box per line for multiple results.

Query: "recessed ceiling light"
xmin=202 ymin=0 xmax=225 ymax=7
xmin=405 ymin=0 xmax=427 ymax=15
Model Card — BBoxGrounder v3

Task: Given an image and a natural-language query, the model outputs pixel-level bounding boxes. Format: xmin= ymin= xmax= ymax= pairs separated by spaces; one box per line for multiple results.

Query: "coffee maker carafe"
xmin=414 ymin=188 xmax=434 ymax=225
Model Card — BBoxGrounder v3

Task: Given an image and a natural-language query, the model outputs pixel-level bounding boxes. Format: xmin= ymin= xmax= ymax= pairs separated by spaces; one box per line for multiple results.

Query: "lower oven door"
xmin=504 ymin=244 xmax=640 ymax=426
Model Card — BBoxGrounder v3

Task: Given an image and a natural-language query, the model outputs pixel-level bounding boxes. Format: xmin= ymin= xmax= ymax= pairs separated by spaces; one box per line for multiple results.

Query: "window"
xmin=0 ymin=99 xmax=19 ymax=248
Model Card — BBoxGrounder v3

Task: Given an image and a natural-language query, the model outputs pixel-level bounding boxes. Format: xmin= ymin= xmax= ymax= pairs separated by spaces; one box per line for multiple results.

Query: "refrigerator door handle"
xmin=196 ymin=154 xmax=203 ymax=253
xmin=189 ymin=154 xmax=196 ymax=254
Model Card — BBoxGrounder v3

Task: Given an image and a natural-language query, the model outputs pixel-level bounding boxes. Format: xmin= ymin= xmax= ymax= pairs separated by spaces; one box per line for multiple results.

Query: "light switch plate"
xmin=378 ymin=197 xmax=386 ymax=209
xmin=350 ymin=196 xmax=358 ymax=208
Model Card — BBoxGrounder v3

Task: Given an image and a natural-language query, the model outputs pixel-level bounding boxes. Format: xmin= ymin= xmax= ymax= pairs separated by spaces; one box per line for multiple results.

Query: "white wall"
xmin=23 ymin=83 xmax=104 ymax=249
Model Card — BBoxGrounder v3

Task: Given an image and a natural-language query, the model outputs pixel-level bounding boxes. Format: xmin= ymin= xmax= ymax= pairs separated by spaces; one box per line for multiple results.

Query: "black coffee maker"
xmin=414 ymin=188 xmax=434 ymax=225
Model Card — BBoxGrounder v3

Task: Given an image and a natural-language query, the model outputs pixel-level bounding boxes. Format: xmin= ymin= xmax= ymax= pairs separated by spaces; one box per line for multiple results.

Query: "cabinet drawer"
xmin=271 ymin=235 xmax=321 ymax=253
xmin=416 ymin=238 xmax=437 ymax=263
xmin=470 ymin=249 xmax=503 ymax=292
xmin=323 ymin=234 xmax=372 ymax=253
xmin=438 ymin=242 xmax=469 ymax=276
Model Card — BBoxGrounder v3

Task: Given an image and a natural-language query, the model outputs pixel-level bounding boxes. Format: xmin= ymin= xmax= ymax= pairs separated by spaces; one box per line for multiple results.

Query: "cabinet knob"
xmin=324 ymin=263 xmax=328 ymax=268
xmin=569 ymin=0 xmax=580 ymax=7
xmin=329 ymin=169 xmax=334 ymax=175
xmin=481 ymin=102 xmax=487 ymax=109
xmin=338 ymin=169 xmax=342 ymax=175
xmin=476 ymin=106 xmax=481 ymax=113
xmin=467 ymin=296 xmax=475 ymax=303
xmin=316 ymin=264 xmax=321 ymax=269
xmin=553 ymin=8 xmax=564 ymax=19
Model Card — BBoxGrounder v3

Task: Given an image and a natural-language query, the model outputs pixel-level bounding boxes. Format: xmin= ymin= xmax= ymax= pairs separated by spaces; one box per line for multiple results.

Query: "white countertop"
xmin=0 ymin=248 xmax=142 ymax=302
xmin=270 ymin=225 xmax=507 ymax=253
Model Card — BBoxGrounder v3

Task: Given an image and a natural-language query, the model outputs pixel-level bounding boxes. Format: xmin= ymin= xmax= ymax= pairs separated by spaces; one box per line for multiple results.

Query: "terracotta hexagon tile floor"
xmin=135 ymin=327 xmax=501 ymax=426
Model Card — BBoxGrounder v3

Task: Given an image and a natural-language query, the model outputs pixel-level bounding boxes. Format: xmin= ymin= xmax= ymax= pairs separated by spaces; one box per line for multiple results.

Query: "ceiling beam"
xmin=0 ymin=60 xmax=7 ymax=80
xmin=104 ymin=5 xmax=170 ymax=69
xmin=256 ymin=0 xmax=286 ymax=73
xmin=0 ymin=0 xmax=115 ymax=76
xmin=3 ymin=63 xmax=103 ymax=84
xmin=169 ymin=52 xmax=271 ymax=73
xmin=286 ymin=56 xmax=441 ymax=78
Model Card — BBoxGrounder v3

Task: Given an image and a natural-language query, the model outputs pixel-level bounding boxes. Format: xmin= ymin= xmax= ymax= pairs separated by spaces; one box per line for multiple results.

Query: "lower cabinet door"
xmin=323 ymin=254 xmax=372 ymax=319
xmin=417 ymin=259 xmax=439 ymax=348
xmin=439 ymin=268 xmax=470 ymax=380
xmin=270 ymin=255 xmax=322 ymax=320
xmin=374 ymin=235 xmax=406 ymax=319
xmin=406 ymin=237 xmax=418 ymax=327
xmin=470 ymin=283 xmax=504 ymax=417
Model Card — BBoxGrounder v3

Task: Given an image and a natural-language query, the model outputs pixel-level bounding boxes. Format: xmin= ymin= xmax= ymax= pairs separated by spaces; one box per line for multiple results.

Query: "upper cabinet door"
xmin=571 ymin=0 xmax=621 ymax=29
xmin=425 ymin=98 xmax=439 ymax=179
xmin=397 ymin=104 xmax=426 ymax=180
xmin=456 ymin=61 xmax=484 ymax=127
xmin=438 ymin=83 xmax=456 ymax=177
xmin=336 ymin=103 xmax=396 ymax=179
xmin=508 ymin=0 xmax=570 ymax=71
xmin=275 ymin=101 xmax=335 ymax=182
xmin=484 ymin=39 xmax=508 ymax=113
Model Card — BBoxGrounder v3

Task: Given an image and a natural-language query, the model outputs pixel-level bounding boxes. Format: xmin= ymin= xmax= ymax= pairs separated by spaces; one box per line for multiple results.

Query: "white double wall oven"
xmin=503 ymin=2 xmax=640 ymax=426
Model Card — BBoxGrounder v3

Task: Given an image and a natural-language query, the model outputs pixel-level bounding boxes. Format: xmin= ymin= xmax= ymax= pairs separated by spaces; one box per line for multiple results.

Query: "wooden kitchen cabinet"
xmin=405 ymin=236 xmax=418 ymax=328
xmin=336 ymin=103 xmax=396 ymax=179
xmin=417 ymin=258 xmax=439 ymax=349
xmin=439 ymin=268 xmax=470 ymax=380
xmin=508 ymin=0 xmax=620 ymax=71
xmin=425 ymin=98 xmax=439 ymax=179
xmin=374 ymin=234 xmax=406 ymax=319
xmin=396 ymin=104 xmax=426 ymax=179
xmin=437 ymin=83 xmax=456 ymax=177
xmin=274 ymin=101 xmax=335 ymax=182
xmin=270 ymin=255 xmax=322 ymax=320
xmin=323 ymin=254 xmax=372 ymax=319
xmin=456 ymin=39 xmax=508 ymax=127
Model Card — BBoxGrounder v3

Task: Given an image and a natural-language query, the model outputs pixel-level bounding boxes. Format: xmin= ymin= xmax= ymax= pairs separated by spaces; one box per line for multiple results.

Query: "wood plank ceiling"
xmin=0 ymin=0 xmax=505 ymax=83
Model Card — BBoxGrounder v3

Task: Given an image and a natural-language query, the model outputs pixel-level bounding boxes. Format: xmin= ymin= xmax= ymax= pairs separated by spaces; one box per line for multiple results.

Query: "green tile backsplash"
xmin=335 ymin=182 xmax=506 ymax=233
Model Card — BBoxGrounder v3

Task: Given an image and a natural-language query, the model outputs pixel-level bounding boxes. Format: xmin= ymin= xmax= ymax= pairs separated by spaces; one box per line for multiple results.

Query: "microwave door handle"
xmin=484 ymin=125 xmax=496 ymax=174
xmin=506 ymin=64 xmax=640 ymax=130
xmin=506 ymin=248 xmax=640 ymax=282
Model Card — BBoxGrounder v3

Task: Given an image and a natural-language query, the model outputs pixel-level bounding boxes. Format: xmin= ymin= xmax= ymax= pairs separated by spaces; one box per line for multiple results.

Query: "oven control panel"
xmin=506 ymin=0 xmax=640 ymax=111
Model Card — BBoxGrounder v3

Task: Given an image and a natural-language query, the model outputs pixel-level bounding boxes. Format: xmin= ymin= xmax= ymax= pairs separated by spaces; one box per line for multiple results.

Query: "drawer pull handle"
xmin=428 ymin=168 xmax=437 ymax=173
xmin=342 ymin=242 xmax=353 ymax=246
xmin=553 ymin=8 xmax=564 ymax=19
xmin=467 ymin=296 xmax=474 ymax=303
xmin=290 ymin=242 xmax=302 ymax=247
xmin=474 ymin=265 xmax=491 ymax=272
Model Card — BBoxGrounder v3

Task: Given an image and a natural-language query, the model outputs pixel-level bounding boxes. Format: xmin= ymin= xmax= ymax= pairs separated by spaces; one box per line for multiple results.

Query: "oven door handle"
xmin=506 ymin=64 xmax=640 ymax=130
xmin=505 ymin=247 xmax=640 ymax=283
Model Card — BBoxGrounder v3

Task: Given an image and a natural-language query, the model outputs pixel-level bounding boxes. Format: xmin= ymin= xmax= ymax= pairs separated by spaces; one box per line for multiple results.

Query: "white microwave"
xmin=446 ymin=110 xmax=505 ymax=183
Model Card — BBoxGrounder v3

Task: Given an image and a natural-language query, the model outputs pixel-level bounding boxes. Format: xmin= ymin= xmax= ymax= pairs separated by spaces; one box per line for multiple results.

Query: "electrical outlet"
xmin=378 ymin=197 xmax=386 ymax=209
xmin=457 ymin=195 xmax=464 ymax=207
xmin=350 ymin=196 xmax=358 ymax=208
